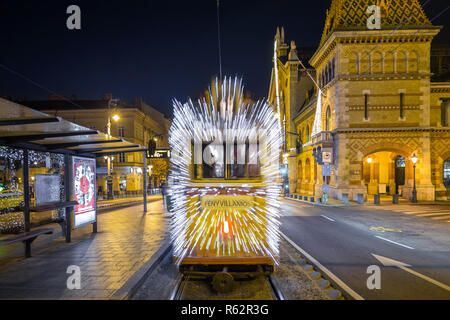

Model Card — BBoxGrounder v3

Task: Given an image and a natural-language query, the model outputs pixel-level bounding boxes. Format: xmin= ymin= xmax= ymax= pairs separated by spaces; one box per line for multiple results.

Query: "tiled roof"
xmin=320 ymin=0 xmax=432 ymax=46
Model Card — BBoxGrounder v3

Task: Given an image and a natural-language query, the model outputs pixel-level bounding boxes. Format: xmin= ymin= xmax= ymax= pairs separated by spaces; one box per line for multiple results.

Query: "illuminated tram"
xmin=168 ymin=77 xmax=283 ymax=291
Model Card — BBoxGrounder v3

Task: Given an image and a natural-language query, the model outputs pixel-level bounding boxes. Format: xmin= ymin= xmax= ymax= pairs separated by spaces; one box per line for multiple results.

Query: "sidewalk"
xmin=97 ymin=194 xmax=162 ymax=209
xmin=285 ymin=193 xmax=357 ymax=207
xmin=0 ymin=199 xmax=169 ymax=299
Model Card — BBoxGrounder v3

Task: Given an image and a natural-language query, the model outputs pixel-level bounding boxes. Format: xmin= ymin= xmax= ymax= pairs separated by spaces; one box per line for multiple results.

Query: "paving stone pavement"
xmin=0 ymin=200 xmax=169 ymax=299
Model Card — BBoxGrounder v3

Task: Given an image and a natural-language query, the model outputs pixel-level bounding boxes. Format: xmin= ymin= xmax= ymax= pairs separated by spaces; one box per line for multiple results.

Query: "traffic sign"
xmin=322 ymin=164 xmax=331 ymax=176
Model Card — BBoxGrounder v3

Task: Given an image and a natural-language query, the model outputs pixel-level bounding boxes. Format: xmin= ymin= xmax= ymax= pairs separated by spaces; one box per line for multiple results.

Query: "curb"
xmin=280 ymin=233 xmax=347 ymax=300
xmin=284 ymin=196 xmax=358 ymax=208
xmin=98 ymin=197 xmax=162 ymax=212
xmin=110 ymin=240 xmax=172 ymax=300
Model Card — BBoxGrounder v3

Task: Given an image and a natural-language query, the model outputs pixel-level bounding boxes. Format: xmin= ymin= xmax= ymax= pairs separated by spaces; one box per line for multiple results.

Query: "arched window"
xmin=298 ymin=160 xmax=303 ymax=182
xmin=385 ymin=52 xmax=394 ymax=73
xmin=349 ymin=52 xmax=359 ymax=75
xmin=325 ymin=106 xmax=331 ymax=131
xmin=373 ymin=51 xmax=383 ymax=74
xmin=305 ymin=158 xmax=311 ymax=182
xmin=332 ymin=57 xmax=336 ymax=79
xmin=305 ymin=125 xmax=310 ymax=141
xmin=361 ymin=51 xmax=371 ymax=74
xmin=397 ymin=51 xmax=407 ymax=74
xmin=444 ymin=159 xmax=450 ymax=188
xmin=408 ymin=51 xmax=419 ymax=73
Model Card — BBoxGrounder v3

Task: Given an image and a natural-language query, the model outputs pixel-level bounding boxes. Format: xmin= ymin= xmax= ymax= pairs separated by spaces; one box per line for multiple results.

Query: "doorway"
xmin=395 ymin=156 xmax=406 ymax=195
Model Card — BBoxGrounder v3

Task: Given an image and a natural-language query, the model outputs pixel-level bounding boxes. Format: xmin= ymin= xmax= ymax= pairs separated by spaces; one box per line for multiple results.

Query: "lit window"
xmin=444 ymin=159 xmax=450 ymax=188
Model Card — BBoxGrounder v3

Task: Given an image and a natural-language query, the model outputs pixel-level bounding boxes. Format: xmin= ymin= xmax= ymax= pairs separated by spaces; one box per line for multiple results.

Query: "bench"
xmin=0 ymin=228 xmax=53 ymax=258
xmin=30 ymin=201 xmax=78 ymax=243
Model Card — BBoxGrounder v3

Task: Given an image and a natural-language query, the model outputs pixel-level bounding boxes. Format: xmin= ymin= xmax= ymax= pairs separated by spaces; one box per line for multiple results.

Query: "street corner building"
xmin=269 ymin=0 xmax=450 ymax=202
xmin=19 ymin=95 xmax=171 ymax=197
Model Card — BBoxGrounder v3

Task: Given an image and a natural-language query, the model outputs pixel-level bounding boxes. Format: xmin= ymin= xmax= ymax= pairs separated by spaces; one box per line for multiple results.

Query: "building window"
xmin=400 ymin=93 xmax=405 ymax=119
xmin=364 ymin=94 xmax=369 ymax=120
xmin=118 ymin=127 xmax=125 ymax=137
xmin=442 ymin=99 xmax=450 ymax=127
xmin=325 ymin=106 xmax=331 ymax=131
xmin=444 ymin=159 xmax=450 ymax=188
xmin=306 ymin=125 xmax=310 ymax=141
xmin=119 ymin=153 xmax=126 ymax=163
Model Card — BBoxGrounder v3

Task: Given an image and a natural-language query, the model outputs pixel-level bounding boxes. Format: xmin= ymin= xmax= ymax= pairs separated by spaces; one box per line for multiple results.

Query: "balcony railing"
xmin=311 ymin=131 xmax=333 ymax=146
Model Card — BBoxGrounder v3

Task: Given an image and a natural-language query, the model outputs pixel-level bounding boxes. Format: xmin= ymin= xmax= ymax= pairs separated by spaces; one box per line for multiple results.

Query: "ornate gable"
xmin=319 ymin=0 xmax=432 ymax=46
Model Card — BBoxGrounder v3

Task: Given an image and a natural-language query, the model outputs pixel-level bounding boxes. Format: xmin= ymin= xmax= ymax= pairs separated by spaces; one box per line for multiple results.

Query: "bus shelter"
xmin=0 ymin=98 xmax=149 ymax=256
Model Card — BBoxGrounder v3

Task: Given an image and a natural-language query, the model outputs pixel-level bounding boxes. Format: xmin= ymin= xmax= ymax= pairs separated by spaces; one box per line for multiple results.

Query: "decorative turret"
xmin=319 ymin=0 xmax=432 ymax=47
xmin=288 ymin=41 xmax=299 ymax=61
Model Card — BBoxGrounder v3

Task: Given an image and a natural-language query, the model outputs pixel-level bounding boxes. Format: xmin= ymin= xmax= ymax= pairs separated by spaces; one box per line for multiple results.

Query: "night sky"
xmin=0 ymin=0 xmax=448 ymax=118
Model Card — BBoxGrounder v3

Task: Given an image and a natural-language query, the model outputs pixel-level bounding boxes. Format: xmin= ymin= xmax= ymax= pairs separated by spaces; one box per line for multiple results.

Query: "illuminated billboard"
xmin=73 ymin=156 xmax=96 ymax=228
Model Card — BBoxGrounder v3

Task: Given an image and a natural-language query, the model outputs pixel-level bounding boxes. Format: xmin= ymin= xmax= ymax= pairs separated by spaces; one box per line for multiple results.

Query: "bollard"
xmin=342 ymin=193 xmax=349 ymax=205
xmin=357 ymin=193 xmax=364 ymax=204
xmin=392 ymin=194 xmax=398 ymax=204
xmin=374 ymin=194 xmax=380 ymax=205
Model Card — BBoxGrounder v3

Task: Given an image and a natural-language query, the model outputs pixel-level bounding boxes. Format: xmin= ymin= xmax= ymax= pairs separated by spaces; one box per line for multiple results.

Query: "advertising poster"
xmin=73 ymin=156 xmax=96 ymax=228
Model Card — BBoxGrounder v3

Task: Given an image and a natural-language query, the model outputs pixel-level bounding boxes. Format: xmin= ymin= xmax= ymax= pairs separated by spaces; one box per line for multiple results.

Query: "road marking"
xmin=431 ymin=215 xmax=450 ymax=220
xmin=321 ymin=215 xmax=335 ymax=222
xmin=280 ymin=232 xmax=364 ymax=300
xmin=418 ymin=212 xmax=450 ymax=217
xmin=372 ymin=254 xmax=450 ymax=292
xmin=375 ymin=236 xmax=414 ymax=250
xmin=370 ymin=226 xmax=402 ymax=233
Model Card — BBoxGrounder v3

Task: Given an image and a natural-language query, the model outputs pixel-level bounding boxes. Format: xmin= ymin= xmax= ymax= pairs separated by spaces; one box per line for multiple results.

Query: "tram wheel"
xmin=212 ymin=271 xmax=234 ymax=293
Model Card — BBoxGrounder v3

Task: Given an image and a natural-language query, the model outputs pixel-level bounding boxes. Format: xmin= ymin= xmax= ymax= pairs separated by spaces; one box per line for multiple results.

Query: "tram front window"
xmin=195 ymin=142 xmax=260 ymax=179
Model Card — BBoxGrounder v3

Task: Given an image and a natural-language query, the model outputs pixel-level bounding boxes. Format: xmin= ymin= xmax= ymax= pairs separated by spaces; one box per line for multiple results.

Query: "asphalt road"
xmin=280 ymin=199 xmax=450 ymax=300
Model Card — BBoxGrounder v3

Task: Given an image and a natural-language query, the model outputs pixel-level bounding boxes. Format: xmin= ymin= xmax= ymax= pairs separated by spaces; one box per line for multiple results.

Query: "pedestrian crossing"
xmin=370 ymin=205 xmax=450 ymax=223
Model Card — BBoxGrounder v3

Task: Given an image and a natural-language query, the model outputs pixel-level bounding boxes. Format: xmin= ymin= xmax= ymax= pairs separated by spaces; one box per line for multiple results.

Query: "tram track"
xmin=169 ymin=273 xmax=285 ymax=300
xmin=132 ymin=237 xmax=331 ymax=300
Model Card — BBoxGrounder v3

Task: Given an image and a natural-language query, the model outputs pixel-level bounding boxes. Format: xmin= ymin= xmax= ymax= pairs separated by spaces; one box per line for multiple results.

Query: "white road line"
xmin=321 ymin=215 xmax=335 ymax=222
xmin=432 ymin=215 xmax=450 ymax=220
xmin=418 ymin=212 xmax=450 ymax=217
xmin=375 ymin=236 xmax=415 ymax=250
xmin=280 ymin=232 xmax=364 ymax=300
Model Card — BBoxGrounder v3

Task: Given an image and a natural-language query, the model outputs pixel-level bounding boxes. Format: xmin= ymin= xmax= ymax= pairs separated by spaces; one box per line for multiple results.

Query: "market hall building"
xmin=268 ymin=0 xmax=450 ymax=202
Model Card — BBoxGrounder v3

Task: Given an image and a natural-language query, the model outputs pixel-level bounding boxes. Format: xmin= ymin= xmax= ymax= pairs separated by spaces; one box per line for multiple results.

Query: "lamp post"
xmin=282 ymin=152 xmax=289 ymax=196
xmin=411 ymin=153 xmax=418 ymax=203
xmin=106 ymin=98 xmax=120 ymax=200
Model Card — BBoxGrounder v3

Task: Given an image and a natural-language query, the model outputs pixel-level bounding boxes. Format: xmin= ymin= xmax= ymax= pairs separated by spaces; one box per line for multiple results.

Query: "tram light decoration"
xmin=168 ymin=76 xmax=283 ymax=265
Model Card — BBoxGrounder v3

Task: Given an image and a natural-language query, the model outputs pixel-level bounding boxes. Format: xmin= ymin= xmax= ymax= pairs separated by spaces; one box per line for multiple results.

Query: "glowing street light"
xmin=411 ymin=153 xmax=418 ymax=203
xmin=112 ymin=114 xmax=120 ymax=121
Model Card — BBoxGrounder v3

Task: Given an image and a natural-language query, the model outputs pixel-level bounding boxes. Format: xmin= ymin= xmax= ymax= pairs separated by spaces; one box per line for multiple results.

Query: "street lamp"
xmin=106 ymin=98 xmax=120 ymax=200
xmin=411 ymin=153 xmax=418 ymax=203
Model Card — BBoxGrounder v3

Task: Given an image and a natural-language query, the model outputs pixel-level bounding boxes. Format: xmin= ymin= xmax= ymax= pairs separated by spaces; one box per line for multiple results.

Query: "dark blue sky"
xmin=0 ymin=0 xmax=448 ymax=118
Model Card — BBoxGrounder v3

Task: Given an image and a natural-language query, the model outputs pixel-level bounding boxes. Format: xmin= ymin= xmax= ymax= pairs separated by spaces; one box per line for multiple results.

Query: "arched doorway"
xmin=297 ymin=160 xmax=303 ymax=193
xmin=363 ymin=151 xmax=412 ymax=196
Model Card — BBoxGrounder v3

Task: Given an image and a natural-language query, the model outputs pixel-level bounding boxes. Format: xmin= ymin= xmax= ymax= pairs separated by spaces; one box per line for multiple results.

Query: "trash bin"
xmin=342 ymin=193 xmax=349 ymax=205
xmin=392 ymin=194 xmax=399 ymax=204
xmin=374 ymin=194 xmax=380 ymax=205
